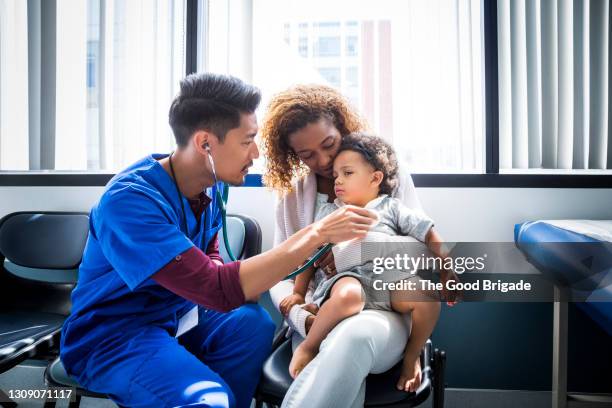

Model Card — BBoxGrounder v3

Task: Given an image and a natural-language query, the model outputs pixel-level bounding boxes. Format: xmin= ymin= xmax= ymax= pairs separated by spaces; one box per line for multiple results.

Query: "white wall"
xmin=1 ymin=186 xmax=611 ymax=249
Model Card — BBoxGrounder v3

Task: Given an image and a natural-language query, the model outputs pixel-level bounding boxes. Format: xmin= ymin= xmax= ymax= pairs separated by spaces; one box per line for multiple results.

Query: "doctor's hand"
xmin=314 ymin=206 xmax=377 ymax=244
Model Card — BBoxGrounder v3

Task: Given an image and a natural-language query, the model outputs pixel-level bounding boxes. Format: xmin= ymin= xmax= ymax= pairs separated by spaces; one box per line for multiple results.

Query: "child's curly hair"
xmin=260 ymin=84 xmax=368 ymax=193
xmin=337 ymin=132 xmax=399 ymax=196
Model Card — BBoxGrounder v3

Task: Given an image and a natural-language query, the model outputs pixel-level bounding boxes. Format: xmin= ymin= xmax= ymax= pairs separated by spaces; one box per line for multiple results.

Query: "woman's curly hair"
xmin=260 ymin=84 xmax=368 ymax=193
xmin=337 ymin=132 xmax=399 ymax=196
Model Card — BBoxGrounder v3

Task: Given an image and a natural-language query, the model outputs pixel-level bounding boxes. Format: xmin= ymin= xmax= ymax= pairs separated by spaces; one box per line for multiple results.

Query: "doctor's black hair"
xmin=336 ymin=132 xmax=399 ymax=196
xmin=169 ymin=73 xmax=261 ymax=146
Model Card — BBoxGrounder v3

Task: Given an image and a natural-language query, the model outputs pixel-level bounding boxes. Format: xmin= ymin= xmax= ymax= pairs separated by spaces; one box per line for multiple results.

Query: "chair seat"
xmin=258 ymin=339 xmax=293 ymax=405
xmin=258 ymin=339 xmax=432 ymax=407
xmin=0 ymin=312 xmax=64 ymax=372
xmin=45 ymin=357 xmax=107 ymax=399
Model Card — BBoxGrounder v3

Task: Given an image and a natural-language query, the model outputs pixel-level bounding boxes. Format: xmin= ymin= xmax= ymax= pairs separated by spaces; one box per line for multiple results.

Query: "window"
xmin=298 ymin=37 xmax=309 ymax=58
xmin=346 ymin=35 xmax=358 ymax=57
xmin=246 ymin=0 xmax=485 ymax=173
xmin=0 ymin=0 xmax=186 ymax=172
xmin=497 ymin=0 xmax=612 ymax=173
xmin=3 ymin=0 xmax=610 ymax=183
xmin=346 ymin=66 xmax=359 ymax=88
xmin=313 ymin=36 xmax=341 ymax=57
xmin=313 ymin=23 xmax=342 ymax=58
xmin=318 ymin=67 xmax=341 ymax=87
xmin=297 ymin=23 xmax=309 ymax=57
xmin=283 ymin=22 xmax=290 ymax=44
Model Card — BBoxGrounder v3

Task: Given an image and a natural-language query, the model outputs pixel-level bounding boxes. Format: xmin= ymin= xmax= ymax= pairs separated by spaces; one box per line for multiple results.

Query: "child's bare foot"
xmin=289 ymin=343 xmax=318 ymax=379
xmin=397 ymin=355 xmax=422 ymax=392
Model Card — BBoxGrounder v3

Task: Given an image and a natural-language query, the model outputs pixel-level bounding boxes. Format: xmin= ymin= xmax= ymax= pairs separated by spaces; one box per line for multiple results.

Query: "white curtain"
xmin=0 ymin=0 xmax=185 ymax=171
xmin=105 ymin=0 xmax=185 ymax=171
xmin=0 ymin=0 xmax=29 ymax=170
xmin=499 ymin=0 xmax=611 ymax=171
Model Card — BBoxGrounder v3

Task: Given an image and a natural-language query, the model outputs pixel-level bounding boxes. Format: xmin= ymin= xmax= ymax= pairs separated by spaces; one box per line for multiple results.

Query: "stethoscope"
xmin=169 ymin=147 xmax=331 ymax=278
xmin=169 ymin=148 xmax=237 ymax=262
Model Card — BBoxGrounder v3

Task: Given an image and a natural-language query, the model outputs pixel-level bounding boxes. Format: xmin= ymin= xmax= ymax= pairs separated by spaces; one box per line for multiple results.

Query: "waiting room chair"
xmin=44 ymin=213 xmax=263 ymax=407
xmin=218 ymin=213 xmax=263 ymax=262
xmin=0 ymin=212 xmax=89 ymax=408
xmin=254 ymin=324 xmax=447 ymax=407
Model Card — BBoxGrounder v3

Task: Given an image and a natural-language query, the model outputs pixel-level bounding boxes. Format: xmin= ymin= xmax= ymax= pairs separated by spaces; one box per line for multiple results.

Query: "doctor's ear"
xmin=193 ymin=131 xmax=214 ymax=153
xmin=192 ymin=131 xmax=207 ymax=150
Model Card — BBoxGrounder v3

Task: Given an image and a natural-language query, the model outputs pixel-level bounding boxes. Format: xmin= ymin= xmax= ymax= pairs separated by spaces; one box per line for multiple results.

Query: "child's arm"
xmin=279 ymin=265 xmax=315 ymax=316
xmin=393 ymin=200 xmax=434 ymax=243
xmin=294 ymin=265 xmax=315 ymax=296
xmin=391 ymin=199 xmax=459 ymax=304
xmin=424 ymin=228 xmax=449 ymax=259
xmin=425 ymin=228 xmax=459 ymax=305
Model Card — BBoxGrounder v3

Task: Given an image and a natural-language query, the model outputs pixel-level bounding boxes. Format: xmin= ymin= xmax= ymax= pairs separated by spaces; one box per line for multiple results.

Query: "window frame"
xmin=1 ymin=0 xmax=612 ymax=188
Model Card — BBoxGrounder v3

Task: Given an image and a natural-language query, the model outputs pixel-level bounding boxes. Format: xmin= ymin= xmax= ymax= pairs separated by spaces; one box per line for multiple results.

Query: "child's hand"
xmin=314 ymin=250 xmax=337 ymax=278
xmin=280 ymin=293 xmax=305 ymax=317
xmin=440 ymin=268 xmax=461 ymax=306
xmin=301 ymin=303 xmax=319 ymax=315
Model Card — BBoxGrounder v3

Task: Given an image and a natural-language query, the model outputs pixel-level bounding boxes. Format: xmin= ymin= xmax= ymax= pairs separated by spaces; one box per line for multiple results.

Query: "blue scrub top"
xmin=60 ymin=154 xmax=225 ymax=377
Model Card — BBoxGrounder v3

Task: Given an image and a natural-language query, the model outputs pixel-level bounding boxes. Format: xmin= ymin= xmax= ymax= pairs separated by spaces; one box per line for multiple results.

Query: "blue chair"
xmin=43 ymin=213 xmax=263 ymax=407
xmin=0 ymin=212 xmax=89 ymax=408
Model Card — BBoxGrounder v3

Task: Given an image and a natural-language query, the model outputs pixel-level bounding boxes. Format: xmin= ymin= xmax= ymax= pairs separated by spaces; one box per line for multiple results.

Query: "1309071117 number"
xmin=4 ymin=389 xmax=73 ymax=400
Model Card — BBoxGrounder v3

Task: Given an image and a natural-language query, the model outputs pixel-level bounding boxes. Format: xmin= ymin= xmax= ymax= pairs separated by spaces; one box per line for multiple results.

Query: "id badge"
xmin=175 ymin=306 xmax=198 ymax=337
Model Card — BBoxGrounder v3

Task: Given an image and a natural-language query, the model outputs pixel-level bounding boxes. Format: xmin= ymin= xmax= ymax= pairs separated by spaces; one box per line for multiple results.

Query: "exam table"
xmin=515 ymin=220 xmax=612 ymax=408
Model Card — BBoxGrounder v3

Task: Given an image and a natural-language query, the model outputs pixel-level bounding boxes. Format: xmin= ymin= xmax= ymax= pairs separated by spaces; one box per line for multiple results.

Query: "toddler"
xmin=280 ymin=132 xmax=457 ymax=392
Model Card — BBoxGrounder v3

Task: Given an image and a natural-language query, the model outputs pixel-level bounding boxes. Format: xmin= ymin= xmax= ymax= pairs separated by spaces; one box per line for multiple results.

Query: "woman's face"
xmin=287 ymin=118 xmax=342 ymax=179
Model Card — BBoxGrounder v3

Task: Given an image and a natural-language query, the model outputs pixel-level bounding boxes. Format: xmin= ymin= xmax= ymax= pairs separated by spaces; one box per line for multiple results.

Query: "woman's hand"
xmin=314 ymin=249 xmax=337 ymax=277
xmin=314 ymin=206 xmax=377 ymax=244
xmin=279 ymin=293 xmax=305 ymax=316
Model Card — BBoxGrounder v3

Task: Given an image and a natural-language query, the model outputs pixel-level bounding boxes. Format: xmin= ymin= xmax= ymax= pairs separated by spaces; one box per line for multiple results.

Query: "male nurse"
xmin=60 ymin=73 xmax=377 ymax=408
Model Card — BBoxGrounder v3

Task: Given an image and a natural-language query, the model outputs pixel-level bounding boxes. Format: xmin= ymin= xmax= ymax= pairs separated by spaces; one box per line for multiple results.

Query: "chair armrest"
xmin=272 ymin=323 xmax=289 ymax=351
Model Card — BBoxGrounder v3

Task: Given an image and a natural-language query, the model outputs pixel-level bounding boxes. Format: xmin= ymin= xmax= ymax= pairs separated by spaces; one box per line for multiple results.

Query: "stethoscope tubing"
xmin=207 ymin=147 xmax=328 ymax=278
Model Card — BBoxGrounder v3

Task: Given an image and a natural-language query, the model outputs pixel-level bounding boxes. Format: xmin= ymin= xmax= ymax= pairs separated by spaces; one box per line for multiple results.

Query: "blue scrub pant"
xmin=83 ymin=304 xmax=275 ymax=408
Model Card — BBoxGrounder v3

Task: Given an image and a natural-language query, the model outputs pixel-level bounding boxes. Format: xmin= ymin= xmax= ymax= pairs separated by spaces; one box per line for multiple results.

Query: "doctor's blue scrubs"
xmin=60 ymin=154 xmax=274 ymax=408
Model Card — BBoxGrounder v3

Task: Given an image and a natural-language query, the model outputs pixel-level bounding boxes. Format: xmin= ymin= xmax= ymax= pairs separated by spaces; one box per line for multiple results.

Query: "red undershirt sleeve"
xmin=205 ymin=232 xmax=223 ymax=264
xmin=152 ymin=246 xmax=245 ymax=312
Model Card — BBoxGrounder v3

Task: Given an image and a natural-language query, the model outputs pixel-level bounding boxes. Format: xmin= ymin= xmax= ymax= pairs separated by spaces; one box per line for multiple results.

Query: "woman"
xmin=261 ymin=84 xmax=426 ymax=407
